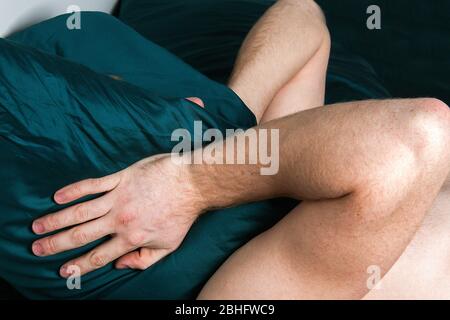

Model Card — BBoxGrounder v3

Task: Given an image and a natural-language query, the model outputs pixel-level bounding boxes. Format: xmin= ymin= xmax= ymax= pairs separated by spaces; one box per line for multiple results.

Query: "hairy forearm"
xmin=186 ymin=107 xmax=339 ymax=210
xmin=184 ymin=100 xmax=439 ymax=211
xmin=228 ymin=0 xmax=328 ymax=121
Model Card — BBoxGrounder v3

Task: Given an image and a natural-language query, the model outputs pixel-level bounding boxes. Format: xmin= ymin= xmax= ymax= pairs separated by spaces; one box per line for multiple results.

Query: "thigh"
xmin=198 ymin=199 xmax=387 ymax=299
xmin=198 ymin=197 xmax=430 ymax=300
xmin=363 ymin=187 xmax=450 ymax=299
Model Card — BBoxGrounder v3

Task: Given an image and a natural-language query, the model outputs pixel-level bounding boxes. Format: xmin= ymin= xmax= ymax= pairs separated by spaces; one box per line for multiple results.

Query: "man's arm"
xmin=228 ymin=0 xmax=330 ymax=122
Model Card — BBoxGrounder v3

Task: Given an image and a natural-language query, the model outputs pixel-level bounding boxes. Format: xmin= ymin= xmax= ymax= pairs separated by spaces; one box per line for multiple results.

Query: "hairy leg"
xmin=228 ymin=0 xmax=330 ymax=123
xmin=260 ymin=34 xmax=330 ymax=122
xmin=198 ymin=98 xmax=450 ymax=299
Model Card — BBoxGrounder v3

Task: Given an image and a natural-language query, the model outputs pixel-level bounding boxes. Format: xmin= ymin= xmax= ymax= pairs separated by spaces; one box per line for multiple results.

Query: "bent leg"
xmin=228 ymin=0 xmax=330 ymax=122
xmin=199 ymin=98 xmax=450 ymax=299
xmin=259 ymin=33 xmax=330 ymax=123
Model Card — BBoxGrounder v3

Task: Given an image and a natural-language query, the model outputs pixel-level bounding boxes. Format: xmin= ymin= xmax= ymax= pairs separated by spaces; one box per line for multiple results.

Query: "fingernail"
xmin=60 ymin=265 xmax=69 ymax=278
xmin=116 ymin=264 xmax=129 ymax=269
xmin=54 ymin=192 xmax=65 ymax=203
xmin=32 ymin=221 xmax=45 ymax=234
xmin=32 ymin=242 xmax=44 ymax=256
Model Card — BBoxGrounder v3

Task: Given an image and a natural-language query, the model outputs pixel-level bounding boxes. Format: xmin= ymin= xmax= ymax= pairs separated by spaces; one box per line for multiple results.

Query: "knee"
xmin=406 ymin=98 xmax=450 ymax=161
xmin=379 ymin=98 xmax=450 ymax=184
xmin=285 ymin=0 xmax=327 ymax=22
xmin=282 ymin=0 xmax=330 ymax=40
xmin=305 ymin=0 xmax=331 ymax=59
xmin=304 ymin=0 xmax=330 ymax=46
xmin=349 ymin=98 xmax=450 ymax=221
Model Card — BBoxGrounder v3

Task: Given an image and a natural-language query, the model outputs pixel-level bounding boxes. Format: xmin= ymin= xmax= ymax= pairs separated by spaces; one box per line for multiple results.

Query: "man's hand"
xmin=32 ymin=154 xmax=204 ymax=277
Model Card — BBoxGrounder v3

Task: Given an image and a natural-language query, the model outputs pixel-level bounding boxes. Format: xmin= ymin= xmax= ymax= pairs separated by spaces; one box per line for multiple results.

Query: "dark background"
xmin=118 ymin=0 xmax=450 ymax=105
xmin=316 ymin=0 xmax=450 ymax=105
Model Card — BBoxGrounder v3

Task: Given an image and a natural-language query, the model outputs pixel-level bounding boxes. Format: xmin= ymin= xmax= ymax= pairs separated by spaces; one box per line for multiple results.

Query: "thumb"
xmin=115 ymin=247 xmax=170 ymax=270
xmin=185 ymin=97 xmax=205 ymax=108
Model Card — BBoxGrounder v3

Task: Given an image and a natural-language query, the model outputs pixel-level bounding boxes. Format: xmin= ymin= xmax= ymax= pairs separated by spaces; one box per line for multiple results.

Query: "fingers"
xmin=116 ymin=248 xmax=170 ymax=270
xmin=185 ymin=97 xmax=205 ymax=108
xmin=60 ymin=237 xmax=132 ymax=278
xmin=32 ymin=216 xmax=114 ymax=257
xmin=32 ymin=194 xmax=113 ymax=235
xmin=54 ymin=173 xmax=120 ymax=204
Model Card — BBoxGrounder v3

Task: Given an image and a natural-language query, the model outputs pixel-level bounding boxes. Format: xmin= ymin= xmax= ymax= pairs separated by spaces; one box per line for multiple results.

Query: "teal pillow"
xmin=0 ymin=12 xmax=295 ymax=299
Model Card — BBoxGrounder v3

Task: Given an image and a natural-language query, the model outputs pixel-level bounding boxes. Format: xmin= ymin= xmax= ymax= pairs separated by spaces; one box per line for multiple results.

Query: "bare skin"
xmin=363 ymin=179 xmax=450 ymax=300
xmin=228 ymin=0 xmax=330 ymax=122
xmin=30 ymin=0 xmax=450 ymax=299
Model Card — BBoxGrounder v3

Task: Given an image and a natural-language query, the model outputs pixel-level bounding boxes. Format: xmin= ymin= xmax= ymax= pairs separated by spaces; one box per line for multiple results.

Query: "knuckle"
xmin=125 ymin=232 xmax=145 ymax=247
xmin=45 ymin=215 xmax=59 ymax=231
xmin=67 ymin=184 xmax=82 ymax=199
xmin=74 ymin=204 xmax=89 ymax=222
xmin=116 ymin=211 xmax=136 ymax=227
xmin=89 ymin=252 xmax=107 ymax=268
xmin=72 ymin=228 xmax=88 ymax=246
xmin=73 ymin=182 xmax=83 ymax=194
xmin=45 ymin=237 xmax=57 ymax=254
xmin=130 ymin=253 xmax=147 ymax=270
xmin=89 ymin=178 xmax=102 ymax=188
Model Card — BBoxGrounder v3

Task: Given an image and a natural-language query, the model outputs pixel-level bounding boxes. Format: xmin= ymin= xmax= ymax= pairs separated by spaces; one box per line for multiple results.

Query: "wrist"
xmin=169 ymin=126 xmax=287 ymax=214
xmin=167 ymin=154 xmax=213 ymax=216
xmin=182 ymin=161 xmax=221 ymax=214
xmin=179 ymin=154 xmax=284 ymax=213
